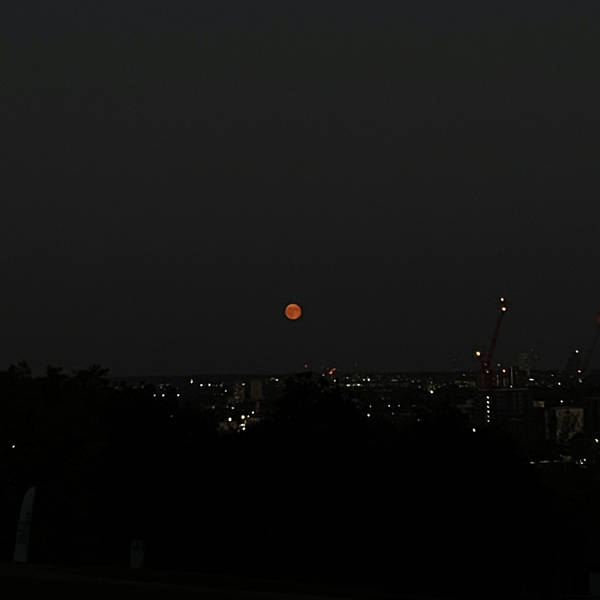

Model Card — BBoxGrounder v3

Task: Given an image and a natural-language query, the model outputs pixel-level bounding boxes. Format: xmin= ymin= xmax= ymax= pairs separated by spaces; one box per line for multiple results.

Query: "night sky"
xmin=2 ymin=1 xmax=600 ymax=375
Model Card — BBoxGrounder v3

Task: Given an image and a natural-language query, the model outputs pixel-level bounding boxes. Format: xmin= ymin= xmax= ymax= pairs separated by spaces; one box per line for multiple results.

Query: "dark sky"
xmin=2 ymin=1 xmax=600 ymax=375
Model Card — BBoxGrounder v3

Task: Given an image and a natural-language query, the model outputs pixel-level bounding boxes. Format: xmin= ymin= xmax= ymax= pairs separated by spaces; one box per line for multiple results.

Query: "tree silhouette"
xmin=72 ymin=364 xmax=109 ymax=389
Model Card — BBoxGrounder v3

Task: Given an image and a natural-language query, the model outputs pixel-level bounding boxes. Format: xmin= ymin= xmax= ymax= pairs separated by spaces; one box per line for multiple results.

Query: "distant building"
xmin=250 ymin=379 xmax=263 ymax=402
xmin=469 ymin=387 xmax=546 ymax=451
xmin=518 ymin=350 xmax=538 ymax=376
xmin=232 ymin=382 xmax=245 ymax=404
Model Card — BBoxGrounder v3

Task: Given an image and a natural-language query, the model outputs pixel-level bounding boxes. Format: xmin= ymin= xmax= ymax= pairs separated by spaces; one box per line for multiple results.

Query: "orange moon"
xmin=284 ymin=303 xmax=302 ymax=320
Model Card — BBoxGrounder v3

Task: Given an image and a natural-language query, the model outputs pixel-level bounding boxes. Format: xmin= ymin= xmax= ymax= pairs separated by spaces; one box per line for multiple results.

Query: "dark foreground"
xmin=3 ymin=372 xmax=596 ymax=599
xmin=0 ymin=562 xmax=439 ymax=600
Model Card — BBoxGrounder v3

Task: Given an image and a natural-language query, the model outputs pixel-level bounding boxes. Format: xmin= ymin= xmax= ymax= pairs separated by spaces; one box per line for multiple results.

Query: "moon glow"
xmin=284 ymin=303 xmax=302 ymax=320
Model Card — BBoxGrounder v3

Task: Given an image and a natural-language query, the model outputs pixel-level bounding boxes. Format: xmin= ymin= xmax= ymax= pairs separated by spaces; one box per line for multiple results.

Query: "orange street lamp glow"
xmin=284 ymin=303 xmax=302 ymax=320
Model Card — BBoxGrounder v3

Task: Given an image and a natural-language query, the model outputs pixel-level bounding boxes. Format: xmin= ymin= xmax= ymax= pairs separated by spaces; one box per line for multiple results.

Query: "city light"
xmin=3 ymin=22 xmax=597 ymax=594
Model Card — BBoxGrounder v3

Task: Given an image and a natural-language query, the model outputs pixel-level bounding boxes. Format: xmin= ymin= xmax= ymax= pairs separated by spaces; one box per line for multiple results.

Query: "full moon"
xmin=284 ymin=303 xmax=302 ymax=320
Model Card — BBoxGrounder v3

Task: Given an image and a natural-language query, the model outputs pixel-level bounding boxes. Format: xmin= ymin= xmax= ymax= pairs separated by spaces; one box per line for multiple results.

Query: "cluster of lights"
xmin=499 ymin=297 xmax=508 ymax=312
xmin=223 ymin=412 xmax=255 ymax=431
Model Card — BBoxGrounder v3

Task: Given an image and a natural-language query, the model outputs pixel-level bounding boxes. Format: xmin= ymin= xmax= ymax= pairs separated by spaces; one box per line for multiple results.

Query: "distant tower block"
xmin=232 ymin=382 xmax=246 ymax=404
xmin=518 ymin=352 xmax=533 ymax=376
xmin=250 ymin=379 xmax=264 ymax=402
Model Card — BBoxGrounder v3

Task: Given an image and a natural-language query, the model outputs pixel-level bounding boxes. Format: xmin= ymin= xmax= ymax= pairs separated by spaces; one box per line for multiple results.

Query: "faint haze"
xmin=2 ymin=1 xmax=599 ymax=375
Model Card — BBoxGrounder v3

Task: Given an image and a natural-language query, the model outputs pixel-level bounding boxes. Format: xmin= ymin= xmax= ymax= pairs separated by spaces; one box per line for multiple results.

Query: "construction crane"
xmin=477 ymin=297 xmax=509 ymax=390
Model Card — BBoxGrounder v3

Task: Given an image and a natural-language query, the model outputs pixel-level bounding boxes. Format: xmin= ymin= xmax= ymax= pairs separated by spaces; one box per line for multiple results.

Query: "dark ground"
xmin=0 ymin=562 xmax=439 ymax=599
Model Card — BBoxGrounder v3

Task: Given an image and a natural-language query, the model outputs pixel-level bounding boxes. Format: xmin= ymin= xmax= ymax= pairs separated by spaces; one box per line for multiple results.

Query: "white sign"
xmin=555 ymin=407 xmax=584 ymax=443
xmin=14 ymin=486 xmax=36 ymax=563
xmin=130 ymin=539 xmax=145 ymax=569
